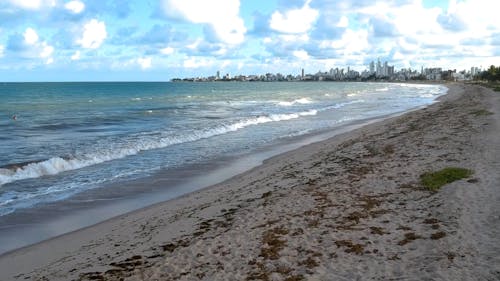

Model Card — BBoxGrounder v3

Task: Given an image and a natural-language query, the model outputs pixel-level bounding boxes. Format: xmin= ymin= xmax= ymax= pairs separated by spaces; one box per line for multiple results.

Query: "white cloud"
xmin=137 ymin=57 xmax=152 ymax=69
xmin=221 ymin=60 xmax=231 ymax=69
xmin=183 ymin=57 xmax=214 ymax=68
xmin=269 ymin=0 xmax=319 ymax=34
xmin=71 ymin=50 xmax=81 ymax=60
xmin=279 ymin=34 xmax=309 ymax=43
xmin=160 ymin=47 xmax=174 ymax=55
xmin=0 ymin=45 xmax=4 ymax=58
xmin=7 ymin=0 xmax=56 ymax=10
xmin=40 ymin=42 xmax=53 ymax=58
xmin=77 ymin=19 xmax=107 ymax=49
xmin=24 ymin=28 xmax=39 ymax=45
xmin=322 ymin=29 xmax=369 ymax=54
xmin=187 ymin=39 xmax=202 ymax=50
xmin=64 ymin=0 xmax=85 ymax=14
xmin=293 ymin=50 xmax=309 ymax=60
xmin=337 ymin=16 xmax=349 ymax=28
xmin=162 ymin=0 xmax=246 ymax=44
xmin=440 ymin=0 xmax=500 ymax=36
xmin=17 ymin=28 xmax=55 ymax=64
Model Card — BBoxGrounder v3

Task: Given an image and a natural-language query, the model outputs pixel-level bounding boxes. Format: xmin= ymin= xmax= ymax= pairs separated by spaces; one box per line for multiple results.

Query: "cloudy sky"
xmin=1 ymin=0 xmax=499 ymax=81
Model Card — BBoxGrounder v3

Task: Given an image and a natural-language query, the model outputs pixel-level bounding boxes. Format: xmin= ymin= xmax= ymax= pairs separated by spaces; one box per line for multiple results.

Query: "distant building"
xmin=376 ymin=59 xmax=382 ymax=76
xmin=369 ymin=61 xmax=375 ymax=74
xmin=423 ymin=68 xmax=442 ymax=80
xmin=388 ymin=66 xmax=394 ymax=77
xmin=471 ymin=67 xmax=480 ymax=77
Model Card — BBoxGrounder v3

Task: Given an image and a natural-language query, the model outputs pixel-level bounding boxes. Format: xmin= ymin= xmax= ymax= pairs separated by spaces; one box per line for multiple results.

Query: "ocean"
xmin=0 ymin=82 xmax=447 ymax=217
xmin=0 ymin=82 xmax=446 ymax=251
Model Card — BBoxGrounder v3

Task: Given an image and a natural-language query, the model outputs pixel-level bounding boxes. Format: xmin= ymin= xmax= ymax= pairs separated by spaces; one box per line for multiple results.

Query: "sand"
xmin=0 ymin=83 xmax=499 ymax=281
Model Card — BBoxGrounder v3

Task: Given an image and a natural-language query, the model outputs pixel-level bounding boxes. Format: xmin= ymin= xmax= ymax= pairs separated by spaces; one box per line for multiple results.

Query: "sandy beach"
xmin=0 ymin=83 xmax=498 ymax=280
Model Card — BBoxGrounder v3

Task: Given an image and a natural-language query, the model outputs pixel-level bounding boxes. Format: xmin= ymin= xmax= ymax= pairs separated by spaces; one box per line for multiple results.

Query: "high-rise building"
xmin=369 ymin=61 xmax=375 ymax=74
xmin=376 ymin=59 xmax=382 ymax=76
xmin=388 ymin=66 xmax=394 ymax=76
xmin=301 ymin=68 xmax=304 ymax=78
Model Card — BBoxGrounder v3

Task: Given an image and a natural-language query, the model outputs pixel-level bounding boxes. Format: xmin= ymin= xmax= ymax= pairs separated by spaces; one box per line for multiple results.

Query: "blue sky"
xmin=0 ymin=0 xmax=499 ymax=81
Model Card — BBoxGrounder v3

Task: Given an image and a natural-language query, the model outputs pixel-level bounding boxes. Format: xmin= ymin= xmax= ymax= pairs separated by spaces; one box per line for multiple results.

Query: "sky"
xmin=0 ymin=0 xmax=499 ymax=81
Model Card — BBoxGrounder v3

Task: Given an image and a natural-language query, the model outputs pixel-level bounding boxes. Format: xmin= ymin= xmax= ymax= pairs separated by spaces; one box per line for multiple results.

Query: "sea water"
xmin=0 ymin=82 xmax=447 ymax=218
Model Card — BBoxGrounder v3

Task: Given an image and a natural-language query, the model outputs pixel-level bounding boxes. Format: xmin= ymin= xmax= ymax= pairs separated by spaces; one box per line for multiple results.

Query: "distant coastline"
xmin=172 ymin=60 xmax=482 ymax=83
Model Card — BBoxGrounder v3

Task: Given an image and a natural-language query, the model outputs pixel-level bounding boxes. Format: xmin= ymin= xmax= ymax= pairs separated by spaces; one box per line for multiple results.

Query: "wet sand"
xmin=0 ymin=83 xmax=499 ymax=280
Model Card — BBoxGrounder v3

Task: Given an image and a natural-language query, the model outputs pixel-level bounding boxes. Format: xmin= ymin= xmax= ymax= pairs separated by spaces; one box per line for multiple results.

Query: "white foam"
xmin=320 ymin=100 xmax=364 ymax=111
xmin=0 ymin=109 xmax=319 ymax=186
xmin=419 ymin=93 xmax=434 ymax=98
xmin=277 ymin=97 xmax=313 ymax=106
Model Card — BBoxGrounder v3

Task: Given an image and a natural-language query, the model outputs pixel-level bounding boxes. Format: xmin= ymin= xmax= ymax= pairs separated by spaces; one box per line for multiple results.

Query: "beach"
xmin=0 ymin=83 xmax=498 ymax=280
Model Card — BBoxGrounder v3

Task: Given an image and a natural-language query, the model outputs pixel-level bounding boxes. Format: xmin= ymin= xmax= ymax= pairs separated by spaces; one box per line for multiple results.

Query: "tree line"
xmin=479 ymin=65 xmax=500 ymax=81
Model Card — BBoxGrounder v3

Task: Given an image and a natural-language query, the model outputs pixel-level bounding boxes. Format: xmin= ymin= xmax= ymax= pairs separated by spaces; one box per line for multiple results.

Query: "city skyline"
xmin=0 ymin=0 xmax=499 ymax=81
xmin=173 ymin=58 xmax=481 ymax=82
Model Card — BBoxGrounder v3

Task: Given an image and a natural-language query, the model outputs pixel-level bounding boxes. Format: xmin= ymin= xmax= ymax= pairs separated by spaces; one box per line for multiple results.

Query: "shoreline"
xmin=0 ymin=104 xmax=429 ymax=256
xmin=1 ymin=83 xmax=499 ymax=280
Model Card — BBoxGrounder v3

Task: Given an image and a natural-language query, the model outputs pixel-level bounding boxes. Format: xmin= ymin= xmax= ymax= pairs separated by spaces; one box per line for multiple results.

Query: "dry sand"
xmin=0 ymin=83 xmax=499 ymax=281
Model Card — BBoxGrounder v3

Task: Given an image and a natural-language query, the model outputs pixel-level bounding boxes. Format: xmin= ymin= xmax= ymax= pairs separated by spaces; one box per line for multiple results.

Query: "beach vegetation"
xmin=398 ymin=232 xmax=422 ymax=246
xmin=298 ymin=256 xmax=319 ymax=269
xmin=364 ymin=144 xmax=379 ymax=156
xmin=284 ymin=275 xmax=305 ymax=281
xmin=430 ymin=231 xmax=446 ymax=240
xmin=370 ymin=226 xmax=387 ymax=235
xmin=470 ymin=109 xmax=494 ymax=116
xmin=479 ymin=65 xmax=500 ymax=82
xmin=335 ymin=240 xmax=365 ymax=254
xmin=382 ymin=144 xmax=395 ymax=154
xmin=420 ymin=167 xmax=473 ymax=191
xmin=473 ymin=109 xmax=493 ymax=116
xmin=423 ymin=218 xmax=439 ymax=224
xmin=260 ymin=226 xmax=288 ymax=260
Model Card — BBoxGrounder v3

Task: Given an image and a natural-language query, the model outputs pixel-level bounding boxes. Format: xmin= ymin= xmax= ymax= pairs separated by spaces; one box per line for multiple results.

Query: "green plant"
xmin=420 ymin=167 xmax=473 ymax=191
xmin=470 ymin=109 xmax=494 ymax=116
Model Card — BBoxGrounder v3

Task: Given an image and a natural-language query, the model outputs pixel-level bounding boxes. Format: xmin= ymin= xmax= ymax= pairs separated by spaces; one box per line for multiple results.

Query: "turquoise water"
xmin=0 ymin=82 xmax=447 ymax=217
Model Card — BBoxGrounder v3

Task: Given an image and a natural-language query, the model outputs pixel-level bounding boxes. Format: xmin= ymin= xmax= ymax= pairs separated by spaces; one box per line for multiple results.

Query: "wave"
xmin=320 ymin=100 xmax=364 ymax=111
xmin=277 ymin=97 xmax=313 ymax=106
xmin=375 ymin=87 xmax=389 ymax=92
xmin=0 ymin=99 xmax=365 ymax=186
xmin=130 ymin=97 xmax=153 ymax=101
xmin=419 ymin=93 xmax=435 ymax=98
xmin=0 ymin=109 xmax=318 ymax=186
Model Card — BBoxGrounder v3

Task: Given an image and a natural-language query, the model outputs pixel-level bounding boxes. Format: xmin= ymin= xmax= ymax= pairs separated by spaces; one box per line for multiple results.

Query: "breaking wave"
xmin=277 ymin=97 xmax=313 ymax=106
xmin=0 ymin=109 xmax=320 ymax=186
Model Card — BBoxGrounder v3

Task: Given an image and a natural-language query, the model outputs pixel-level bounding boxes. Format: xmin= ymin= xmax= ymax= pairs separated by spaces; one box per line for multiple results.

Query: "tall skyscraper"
xmin=376 ymin=59 xmax=382 ymax=76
